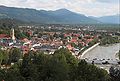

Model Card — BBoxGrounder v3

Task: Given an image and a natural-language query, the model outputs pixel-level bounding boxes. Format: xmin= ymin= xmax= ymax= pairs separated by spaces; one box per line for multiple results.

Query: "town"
xmin=0 ymin=1 xmax=120 ymax=80
xmin=0 ymin=22 xmax=120 ymax=81
xmin=0 ymin=24 xmax=120 ymax=64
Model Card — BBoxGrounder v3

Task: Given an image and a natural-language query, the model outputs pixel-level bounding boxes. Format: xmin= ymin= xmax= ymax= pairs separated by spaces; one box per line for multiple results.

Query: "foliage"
xmin=100 ymin=35 xmax=120 ymax=45
xmin=8 ymin=48 xmax=21 ymax=63
xmin=109 ymin=66 xmax=120 ymax=81
xmin=0 ymin=48 xmax=111 ymax=81
xmin=0 ymin=69 xmax=6 ymax=81
xmin=88 ymin=38 xmax=98 ymax=47
xmin=0 ymin=49 xmax=9 ymax=66
xmin=75 ymin=60 xmax=110 ymax=81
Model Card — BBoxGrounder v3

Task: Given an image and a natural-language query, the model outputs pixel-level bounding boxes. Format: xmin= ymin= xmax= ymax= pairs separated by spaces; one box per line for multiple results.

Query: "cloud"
xmin=96 ymin=0 xmax=119 ymax=3
xmin=0 ymin=0 xmax=119 ymax=17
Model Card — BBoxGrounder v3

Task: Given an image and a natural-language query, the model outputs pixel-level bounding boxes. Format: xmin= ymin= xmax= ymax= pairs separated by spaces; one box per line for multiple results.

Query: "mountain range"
xmin=0 ymin=5 xmax=119 ymax=24
xmin=89 ymin=14 xmax=120 ymax=24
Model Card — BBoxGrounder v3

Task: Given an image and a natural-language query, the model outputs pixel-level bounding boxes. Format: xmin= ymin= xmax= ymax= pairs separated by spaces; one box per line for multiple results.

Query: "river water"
xmin=82 ymin=43 xmax=120 ymax=61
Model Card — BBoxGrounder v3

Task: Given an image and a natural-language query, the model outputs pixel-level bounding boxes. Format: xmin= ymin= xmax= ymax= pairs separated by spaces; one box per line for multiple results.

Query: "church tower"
xmin=11 ymin=28 xmax=16 ymax=42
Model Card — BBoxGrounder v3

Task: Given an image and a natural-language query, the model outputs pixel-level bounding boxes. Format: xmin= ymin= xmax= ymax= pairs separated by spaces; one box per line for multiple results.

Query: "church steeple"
xmin=11 ymin=28 xmax=15 ymax=42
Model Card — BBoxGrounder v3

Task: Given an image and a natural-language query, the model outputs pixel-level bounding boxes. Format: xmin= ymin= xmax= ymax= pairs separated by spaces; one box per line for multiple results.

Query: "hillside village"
xmin=0 ymin=25 xmax=119 ymax=59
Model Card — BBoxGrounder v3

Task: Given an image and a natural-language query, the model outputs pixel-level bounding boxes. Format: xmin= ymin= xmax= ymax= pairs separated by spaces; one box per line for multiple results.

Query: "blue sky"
xmin=0 ymin=0 xmax=119 ymax=17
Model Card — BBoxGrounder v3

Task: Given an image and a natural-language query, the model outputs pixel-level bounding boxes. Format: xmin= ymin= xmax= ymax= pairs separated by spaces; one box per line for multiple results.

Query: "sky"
xmin=0 ymin=0 xmax=119 ymax=17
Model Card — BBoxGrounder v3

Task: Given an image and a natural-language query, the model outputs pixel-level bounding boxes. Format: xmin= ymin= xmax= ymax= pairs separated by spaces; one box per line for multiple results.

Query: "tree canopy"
xmin=0 ymin=48 xmax=111 ymax=81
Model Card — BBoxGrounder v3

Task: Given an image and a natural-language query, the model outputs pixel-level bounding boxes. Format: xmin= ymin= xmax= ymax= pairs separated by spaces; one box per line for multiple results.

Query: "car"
xmin=102 ymin=61 xmax=109 ymax=64
xmin=107 ymin=59 xmax=110 ymax=60
xmin=93 ymin=58 xmax=97 ymax=60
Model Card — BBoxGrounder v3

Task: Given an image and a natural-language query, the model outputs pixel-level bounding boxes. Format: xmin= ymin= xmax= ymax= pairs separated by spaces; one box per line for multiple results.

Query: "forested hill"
xmin=0 ymin=5 xmax=100 ymax=24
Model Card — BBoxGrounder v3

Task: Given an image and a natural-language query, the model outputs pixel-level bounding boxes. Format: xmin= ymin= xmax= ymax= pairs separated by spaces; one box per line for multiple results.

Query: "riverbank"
xmin=115 ymin=50 xmax=120 ymax=60
xmin=80 ymin=43 xmax=120 ymax=61
xmin=115 ymin=52 xmax=119 ymax=60
xmin=78 ymin=43 xmax=100 ymax=59
xmin=100 ymin=36 xmax=120 ymax=46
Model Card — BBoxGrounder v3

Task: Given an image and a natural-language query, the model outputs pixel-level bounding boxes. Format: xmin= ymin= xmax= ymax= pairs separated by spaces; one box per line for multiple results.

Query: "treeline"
xmin=0 ymin=48 xmax=111 ymax=81
xmin=94 ymin=24 xmax=120 ymax=32
xmin=100 ymin=35 xmax=120 ymax=45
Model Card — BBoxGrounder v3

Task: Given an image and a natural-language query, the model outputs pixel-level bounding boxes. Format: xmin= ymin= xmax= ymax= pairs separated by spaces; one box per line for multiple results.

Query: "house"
xmin=0 ymin=34 xmax=10 ymax=39
xmin=66 ymin=44 xmax=73 ymax=50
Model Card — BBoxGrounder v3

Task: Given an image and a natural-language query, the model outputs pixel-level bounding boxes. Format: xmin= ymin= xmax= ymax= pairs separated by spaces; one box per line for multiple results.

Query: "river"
xmin=81 ymin=43 xmax=120 ymax=62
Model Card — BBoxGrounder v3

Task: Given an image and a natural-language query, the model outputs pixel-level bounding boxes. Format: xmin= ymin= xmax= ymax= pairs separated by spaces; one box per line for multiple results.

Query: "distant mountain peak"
xmin=0 ymin=5 xmax=5 ymax=7
xmin=55 ymin=8 xmax=71 ymax=13
xmin=56 ymin=8 xmax=69 ymax=11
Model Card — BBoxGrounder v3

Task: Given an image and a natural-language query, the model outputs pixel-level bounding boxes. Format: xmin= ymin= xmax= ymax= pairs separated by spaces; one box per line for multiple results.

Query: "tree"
xmin=15 ymin=31 xmax=27 ymax=39
xmin=54 ymin=48 xmax=78 ymax=67
xmin=75 ymin=60 xmax=110 ymax=81
xmin=0 ymin=50 xmax=4 ymax=67
xmin=46 ymin=53 xmax=68 ymax=81
xmin=20 ymin=55 xmax=31 ymax=78
xmin=0 ymin=49 xmax=8 ymax=66
xmin=0 ymin=69 xmax=6 ymax=81
xmin=9 ymin=48 xmax=21 ymax=63
xmin=0 ymin=48 xmax=111 ymax=81
xmin=109 ymin=66 xmax=120 ymax=81
xmin=54 ymin=48 xmax=78 ymax=81
xmin=5 ymin=68 xmax=25 ymax=81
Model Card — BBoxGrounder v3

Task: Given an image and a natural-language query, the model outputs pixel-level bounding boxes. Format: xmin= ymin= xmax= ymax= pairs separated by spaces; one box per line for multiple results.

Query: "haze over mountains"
xmin=89 ymin=14 xmax=120 ymax=24
xmin=0 ymin=5 xmax=119 ymax=24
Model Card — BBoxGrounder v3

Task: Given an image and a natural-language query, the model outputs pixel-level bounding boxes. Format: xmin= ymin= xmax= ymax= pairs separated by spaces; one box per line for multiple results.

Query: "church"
xmin=0 ymin=28 xmax=17 ymax=47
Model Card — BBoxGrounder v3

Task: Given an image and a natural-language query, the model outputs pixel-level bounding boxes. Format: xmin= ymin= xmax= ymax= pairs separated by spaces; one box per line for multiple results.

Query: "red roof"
xmin=64 ymin=34 xmax=71 ymax=37
xmin=71 ymin=37 xmax=78 ymax=42
xmin=73 ymin=34 xmax=80 ymax=37
xmin=0 ymin=34 xmax=10 ymax=39
xmin=66 ymin=44 xmax=73 ymax=50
